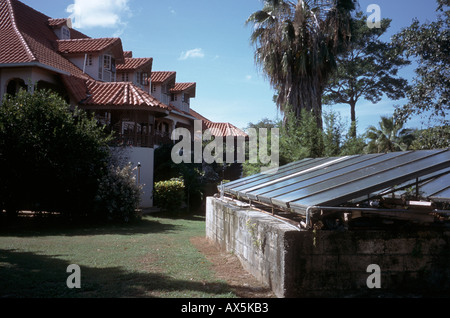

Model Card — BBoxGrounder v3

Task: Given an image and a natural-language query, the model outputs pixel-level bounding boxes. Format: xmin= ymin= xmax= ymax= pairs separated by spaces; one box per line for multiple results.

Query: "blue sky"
xmin=22 ymin=0 xmax=443 ymax=134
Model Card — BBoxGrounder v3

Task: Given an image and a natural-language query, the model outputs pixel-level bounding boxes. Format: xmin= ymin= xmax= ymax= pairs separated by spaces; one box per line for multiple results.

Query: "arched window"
xmin=6 ymin=78 xmax=27 ymax=96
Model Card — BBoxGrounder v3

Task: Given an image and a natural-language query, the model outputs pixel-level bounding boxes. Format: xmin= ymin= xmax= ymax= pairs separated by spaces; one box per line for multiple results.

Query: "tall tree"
xmin=392 ymin=0 xmax=449 ymax=124
xmin=247 ymin=0 xmax=357 ymax=128
xmin=323 ymin=11 xmax=411 ymax=137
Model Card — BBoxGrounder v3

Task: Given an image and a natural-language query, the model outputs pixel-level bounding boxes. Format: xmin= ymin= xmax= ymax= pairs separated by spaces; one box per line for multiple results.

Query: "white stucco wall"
xmin=115 ymin=147 xmax=155 ymax=208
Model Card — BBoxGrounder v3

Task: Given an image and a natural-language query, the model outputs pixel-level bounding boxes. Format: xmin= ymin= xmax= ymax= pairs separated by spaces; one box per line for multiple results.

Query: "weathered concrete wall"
xmin=206 ymin=197 xmax=450 ymax=298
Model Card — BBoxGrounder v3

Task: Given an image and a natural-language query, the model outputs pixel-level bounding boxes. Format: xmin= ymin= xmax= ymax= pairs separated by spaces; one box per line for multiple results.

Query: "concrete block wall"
xmin=206 ymin=197 xmax=450 ymax=298
xmin=206 ymin=197 xmax=296 ymax=297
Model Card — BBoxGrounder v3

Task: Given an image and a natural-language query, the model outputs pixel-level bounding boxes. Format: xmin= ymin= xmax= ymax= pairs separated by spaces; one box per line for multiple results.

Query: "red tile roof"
xmin=170 ymin=82 xmax=196 ymax=95
xmin=0 ymin=0 xmax=36 ymax=64
xmin=151 ymin=71 xmax=176 ymax=84
xmin=189 ymin=108 xmax=248 ymax=138
xmin=204 ymin=122 xmax=248 ymax=138
xmin=116 ymin=57 xmax=153 ymax=72
xmin=48 ymin=18 xmax=68 ymax=28
xmin=57 ymin=37 xmax=122 ymax=55
xmin=0 ymin=0 xmax=88 ymax=77
xmin=82 ymin=80 xmax=170 ymax=112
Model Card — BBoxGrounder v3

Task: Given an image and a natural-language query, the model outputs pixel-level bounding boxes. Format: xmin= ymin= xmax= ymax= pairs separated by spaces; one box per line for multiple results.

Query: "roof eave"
xmin=0 ymin=61 xmax=71 ymax=75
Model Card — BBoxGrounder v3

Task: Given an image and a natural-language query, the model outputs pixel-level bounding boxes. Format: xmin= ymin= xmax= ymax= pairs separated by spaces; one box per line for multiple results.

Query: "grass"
xmin=0 ymin=213 xmax=236 ymax=298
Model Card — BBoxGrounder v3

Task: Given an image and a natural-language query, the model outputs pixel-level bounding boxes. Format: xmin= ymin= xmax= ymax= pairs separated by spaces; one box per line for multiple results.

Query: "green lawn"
xmin=0 ymin=214 xmax=235 ymax=298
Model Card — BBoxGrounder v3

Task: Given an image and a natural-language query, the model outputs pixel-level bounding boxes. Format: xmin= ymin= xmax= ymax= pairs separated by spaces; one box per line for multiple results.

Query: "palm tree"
xmin=246 ymin=0 xmax=357 ymax=129
xmin=365 ymin=116 xmax=414 ymax=153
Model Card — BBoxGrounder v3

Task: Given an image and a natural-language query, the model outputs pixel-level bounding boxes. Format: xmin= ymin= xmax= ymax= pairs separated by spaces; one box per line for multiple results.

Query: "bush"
xmin=0 ymin=90 xmax=112 ymax=218
xmin=0 ymin=90 xmax=140 ymax=224
xmin=154 ymin=179 xmax=185 ymax=212
xmin=95 ymin=164 xmax=142 ymax=223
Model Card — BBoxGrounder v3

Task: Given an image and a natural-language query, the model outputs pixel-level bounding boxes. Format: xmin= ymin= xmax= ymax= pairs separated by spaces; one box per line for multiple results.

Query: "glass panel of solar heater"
xmin=223 ymin=158 xmax=314 ymax=195
xmin=430 ymin=187 xmax=450 ymax=203
xmin=244 ymin=156 xmax=355 ymax=201
xmin=254 ymin=154 xmax=387 ymax=204
xmin=269 ymin=151 xmax=410 ymax=208
xmin=420 ymin=173 xmax=450 ymax=198
xmin=230 ymin=157 xmax=333 ymax=197
xmin=289 ymin=149 xmax=450 ymax=210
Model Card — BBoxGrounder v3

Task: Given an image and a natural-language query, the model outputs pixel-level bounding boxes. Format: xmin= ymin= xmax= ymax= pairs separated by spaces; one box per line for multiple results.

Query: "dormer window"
xmin=61 ymin=26 xmax=71 ymax=40
xmin=140 ymin=73 xmax=149 ymax=86
xmin=104 ymin=55 xmax=112 ymax=70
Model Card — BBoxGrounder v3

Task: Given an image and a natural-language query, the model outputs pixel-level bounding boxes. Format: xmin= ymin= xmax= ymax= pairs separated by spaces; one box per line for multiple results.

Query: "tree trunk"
xmin=350 ymin=100 xmax=357 ymax=138
xmin=288 ymin=80 xmax=324 ymax=130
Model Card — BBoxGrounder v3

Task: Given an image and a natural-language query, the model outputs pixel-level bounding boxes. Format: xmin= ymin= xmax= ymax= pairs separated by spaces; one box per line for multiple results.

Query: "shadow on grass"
xmin=0 ymin=213 xmax=190 ymax=238
xmin=0 ymin=249 xmax=232 ymax=298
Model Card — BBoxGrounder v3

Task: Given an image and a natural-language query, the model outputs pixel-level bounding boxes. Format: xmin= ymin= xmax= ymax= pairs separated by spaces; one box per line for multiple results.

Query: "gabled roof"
xmin=116 ymin=57 xmax=153 ymax=72
xmin=48 ymin=18 xmax=70 ymax=28
xmin=57 ymin=38 xmax=125 ymax=63
xmin=188 ymin=108 xmax=247 ymax=138
xmin=204 ymin=122 xmax=248 ymax=138
xmin=0 ymin=0 xmax=89 ymax=77
xmin=170 ymin=82 xmax=196 ymax=97
xmin=57 ymin=38 xmax=121 ymax=54
xmin=151 ymin=71 xmax=176 ymax=84
xmin=84 ymin=80 xmax=169 ymax=112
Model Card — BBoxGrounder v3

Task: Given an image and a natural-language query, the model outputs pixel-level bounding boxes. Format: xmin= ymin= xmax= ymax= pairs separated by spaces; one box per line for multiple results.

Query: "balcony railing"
xmin=108 ymin=123 xmax=175 ymax=148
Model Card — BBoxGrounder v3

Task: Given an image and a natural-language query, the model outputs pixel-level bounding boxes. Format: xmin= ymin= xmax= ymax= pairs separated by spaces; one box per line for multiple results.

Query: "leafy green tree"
xmin=279 ymin=107 xmax=324 ymax=165
xmin=339 ymin=121 xmax=367 ymax=156
xmin=322 ymin=109 xmax=346 ymax=157
xmin=410 ymin=124 xmax=450 ymax=150
xmin=365 ymin=116 xmax=414 ymax=153
xmin=324 ymin=11 xmax=410 ymax=137
xmin=247 ymin=0 xmax=357 ymax=128
xmin=243 ymin=118 xmax=279 ymax=177
xmin=392 ymin=0 xmax=449 ymax=124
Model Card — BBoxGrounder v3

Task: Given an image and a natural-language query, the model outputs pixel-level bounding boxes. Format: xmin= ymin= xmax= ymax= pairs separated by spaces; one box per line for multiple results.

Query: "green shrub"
xmin=95 ymin=164 xmax=142 ymax=223
xmin=0 ymin=90 xmax=111 ymax=218
xmin=154 ymin=179 xmax=185 ymax=212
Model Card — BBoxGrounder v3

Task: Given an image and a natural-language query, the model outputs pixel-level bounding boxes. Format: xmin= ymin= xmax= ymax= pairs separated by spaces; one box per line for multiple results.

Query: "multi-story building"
xmin=0 ymin=0 xmax=247 ymax=208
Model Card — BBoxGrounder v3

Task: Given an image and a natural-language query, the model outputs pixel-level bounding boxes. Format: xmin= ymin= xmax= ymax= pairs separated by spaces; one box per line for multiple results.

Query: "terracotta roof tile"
xmin=151 ymin=71 xmax=176 ymax=83
xmin=0 ymin=0 xmax=35 ymax=63
xmin=189 ymin=108 xmax=248 ymax=138
xmin=60 ymin=74 xmax=90 ymax=102
xmin=48 ymin=18 xmax=68 ymax=28
xmin=57 ymin=37 xmax=123 ymax=54
xmin=204 ymin=122 xmax=248 ymax=138
xmin=116 ymin=57 xmax=153 ymax=72
xmin=0 ymin=0 xmax=88 ymax=77
xmin=81 ymin=80 xmax=169 ymax=112
xmin=170 ymin=82 xmax=196 ymax=93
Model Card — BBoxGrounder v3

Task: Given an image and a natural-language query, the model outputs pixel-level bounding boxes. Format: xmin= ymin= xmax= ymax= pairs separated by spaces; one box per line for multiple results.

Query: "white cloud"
xmin=66 ymin=0 xmax=131 ymax=30
xmin=178 ymin=48 xmax=205 ymax=61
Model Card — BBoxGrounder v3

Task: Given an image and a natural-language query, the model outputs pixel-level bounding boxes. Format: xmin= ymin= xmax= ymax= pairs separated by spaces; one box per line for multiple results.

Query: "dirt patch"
xmin=191 ymin=237 xmax=276 ymax=298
